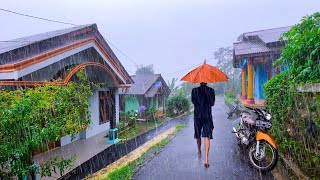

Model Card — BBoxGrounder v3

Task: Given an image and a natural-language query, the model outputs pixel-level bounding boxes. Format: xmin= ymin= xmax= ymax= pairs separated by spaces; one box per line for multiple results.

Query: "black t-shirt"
xmin=191 ymin=85 xmax=215 ymax=120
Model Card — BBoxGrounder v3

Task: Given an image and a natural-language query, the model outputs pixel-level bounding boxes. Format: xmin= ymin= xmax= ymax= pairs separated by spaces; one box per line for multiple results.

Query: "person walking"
xmin=191 ymin=82 xmax=215 ymax=168
xmin=181 ymin=60 xmax=227 ymax=167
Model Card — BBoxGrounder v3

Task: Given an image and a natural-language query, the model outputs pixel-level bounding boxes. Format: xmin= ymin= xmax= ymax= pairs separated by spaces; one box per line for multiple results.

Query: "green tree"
xmin=135 ymin=64 xmax=155 ymax=75
xmin=167 ymin=77 xmax=179 ymax=96
xmin=179 ymin=82 xmax=198 ymax=99
xmin=214 ymin=47 xmax=241 ymax=94
xmin=276 ymin=12 xmax=320 ymax=84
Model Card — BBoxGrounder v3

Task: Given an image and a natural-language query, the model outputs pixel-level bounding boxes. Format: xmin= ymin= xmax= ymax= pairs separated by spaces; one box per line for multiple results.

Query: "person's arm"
xmin=211 ymin=89 xmax=215 ymax=106
xmin=191 ymin=88 xmax=197 ymax=105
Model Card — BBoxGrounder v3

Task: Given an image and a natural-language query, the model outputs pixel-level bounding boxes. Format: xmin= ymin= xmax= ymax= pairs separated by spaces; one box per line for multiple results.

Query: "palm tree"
xmin=167 ymin=78 xmax=179 ymax=96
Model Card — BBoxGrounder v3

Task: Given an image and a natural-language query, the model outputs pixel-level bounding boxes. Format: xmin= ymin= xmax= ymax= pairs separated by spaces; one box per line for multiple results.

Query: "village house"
xmin=119 ymin=74 xmax=170 ymax=117
xmin=233 ymin=26 xmax=291 ymax=107
xmin=0 ymin=24 xmax=133 ymax=158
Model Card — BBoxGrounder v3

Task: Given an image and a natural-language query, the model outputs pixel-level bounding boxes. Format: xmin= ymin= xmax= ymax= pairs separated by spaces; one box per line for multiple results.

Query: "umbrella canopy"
xmin=181 ymin=60 xmax=229 ymax=83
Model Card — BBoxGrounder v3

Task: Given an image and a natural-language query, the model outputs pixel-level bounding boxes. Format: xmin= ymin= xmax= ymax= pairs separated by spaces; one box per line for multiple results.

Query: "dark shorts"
xmin=194 ymin=118 xmax=214 ymax=139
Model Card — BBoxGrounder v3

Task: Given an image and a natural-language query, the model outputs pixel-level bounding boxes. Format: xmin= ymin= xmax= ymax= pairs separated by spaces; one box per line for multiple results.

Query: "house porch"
xmin=33 ymin=130 xmax=112 ymax=179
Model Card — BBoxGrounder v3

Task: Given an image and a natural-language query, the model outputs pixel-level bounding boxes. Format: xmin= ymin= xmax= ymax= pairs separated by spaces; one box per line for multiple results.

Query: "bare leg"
xmin=197 ymin=138 xmax=201 ymax=158
xmin=204 ymin=137 xmax=210 ymax=165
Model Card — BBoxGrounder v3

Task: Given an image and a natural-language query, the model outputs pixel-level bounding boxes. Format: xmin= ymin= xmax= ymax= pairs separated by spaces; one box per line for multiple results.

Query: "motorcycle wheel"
xmin=248 ymin=140 xmax=278 ymax=172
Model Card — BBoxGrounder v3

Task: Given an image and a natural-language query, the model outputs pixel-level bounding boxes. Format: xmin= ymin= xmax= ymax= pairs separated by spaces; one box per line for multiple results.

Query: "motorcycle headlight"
xmin=265 ymin=113 xmax=272 ymax=120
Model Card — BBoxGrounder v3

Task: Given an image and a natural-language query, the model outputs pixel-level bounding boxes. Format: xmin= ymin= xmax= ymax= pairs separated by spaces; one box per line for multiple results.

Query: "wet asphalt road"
xmin=134 ymin=97 xmax=274 ymax=180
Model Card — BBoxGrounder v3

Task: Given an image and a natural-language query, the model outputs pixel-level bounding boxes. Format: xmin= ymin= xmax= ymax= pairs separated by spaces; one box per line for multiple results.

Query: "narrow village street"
xmin=134 ymin=97 xmax=274 ymax=180
xmin=0 ymin=1 xmax=319 ymax=179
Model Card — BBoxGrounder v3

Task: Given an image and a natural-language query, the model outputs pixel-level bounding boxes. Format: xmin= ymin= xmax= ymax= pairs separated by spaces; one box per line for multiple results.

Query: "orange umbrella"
xmin=181 ymin=60 xmax=229 ymax=83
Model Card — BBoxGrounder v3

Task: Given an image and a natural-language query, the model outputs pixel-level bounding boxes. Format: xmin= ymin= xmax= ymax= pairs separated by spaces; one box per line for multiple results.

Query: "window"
xmin=158 ymin=95 xmax=163 ymax=107
xmin=99 ymin=90 xmax=115 ymax=125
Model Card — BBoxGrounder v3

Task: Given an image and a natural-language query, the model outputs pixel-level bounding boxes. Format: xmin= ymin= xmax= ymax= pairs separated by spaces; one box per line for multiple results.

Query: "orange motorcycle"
xmin=232 ymin=107 xmax=278 ymax=172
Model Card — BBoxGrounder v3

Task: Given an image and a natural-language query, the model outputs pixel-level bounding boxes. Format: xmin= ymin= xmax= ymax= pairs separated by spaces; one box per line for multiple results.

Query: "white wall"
xmin=115 ymin=88 xmax=119 ymax=124
xmin=86 ymin=89 xmax=110 ymax=138
xmin=60 ymin=88 xmax=120 ymax=146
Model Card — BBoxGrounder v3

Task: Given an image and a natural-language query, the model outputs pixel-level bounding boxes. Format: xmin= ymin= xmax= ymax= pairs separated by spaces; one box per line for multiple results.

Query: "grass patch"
xmin=224 ymin=96 xmax=237 ymax=104
xmin=119 ymin=120 xmax=166 ymax=140
xmin=148 ymin=138 xmax=171 ymax=155
xmin=103 ymin=124 xmax=187 ymax=180
xmin=175 ymin=123 xmax=187 ymax=132
xmin=224 ymin=90 xmax=237 ymax=104
xmin=105 ymin=165 xmax=132 ymax=180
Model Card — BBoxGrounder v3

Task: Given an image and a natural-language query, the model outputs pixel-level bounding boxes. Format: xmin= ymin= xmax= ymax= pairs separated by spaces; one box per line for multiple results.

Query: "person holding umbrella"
xmin=181 ymin=60 xmax=228 ymax=168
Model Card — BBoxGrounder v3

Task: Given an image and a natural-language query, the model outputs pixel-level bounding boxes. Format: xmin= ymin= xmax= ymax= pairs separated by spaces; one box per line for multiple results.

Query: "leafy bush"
xmin=124 ymin=110 xmax=138 ymax=127
xmin=145 ymin=106 xmax=157 ymax=121
xmin=264 ymin=13 xmax=320 ymax=178
xmin=224 ymin=89 xmax=237 ymax=103
xmin=265 ymin=75 xmax=320 ymax=178
xmin=224 ymin=90 xmax=236 ymax=99
xmin=40 ymin=155 xmax=77 ymax=177
xmin=166 ymin=92 xmax=190 ymax=117
xmin=128 ymin=110 xmax=138 ymax=126
xmin=0 ymin=70 xmax=94 ymax=178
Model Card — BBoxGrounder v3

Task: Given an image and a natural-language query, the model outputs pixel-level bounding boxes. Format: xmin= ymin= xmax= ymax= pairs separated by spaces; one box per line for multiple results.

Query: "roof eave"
xmin=233 ymin=50 xmax=281 ymax=68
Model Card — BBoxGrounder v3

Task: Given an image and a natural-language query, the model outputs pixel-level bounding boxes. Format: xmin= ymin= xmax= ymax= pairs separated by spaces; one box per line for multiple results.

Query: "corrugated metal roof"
xmin=0 ymin=24 xmax=93 ymax=54
xmin=120 ymin=74 xmax=161 ymax=95
xmin=0 ymin=24 xmax=134 ymax=84
xmin=145 ymin=85 xmax=159 ymax=97
xmin=145 ymin=80 xmax=163 ymax=97
xmin=233 ymin=26 xmax=291 ymax=56
xmin=244 ymin=26 xmax=291 ymax=43
xmin=233 ymin=41 xmax=271 ymax=56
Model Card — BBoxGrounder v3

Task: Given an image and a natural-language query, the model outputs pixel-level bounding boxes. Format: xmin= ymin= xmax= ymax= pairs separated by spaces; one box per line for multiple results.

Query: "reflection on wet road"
xmin=134 ymin=97 xmax=274 ymax=180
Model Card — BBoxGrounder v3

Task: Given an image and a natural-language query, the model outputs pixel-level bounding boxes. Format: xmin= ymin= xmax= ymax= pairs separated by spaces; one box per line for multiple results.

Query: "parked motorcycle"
xmin=227 ymin=100 xmax=241 ymax=119
xmin=232 ymin=106 xmax=278 ymax=172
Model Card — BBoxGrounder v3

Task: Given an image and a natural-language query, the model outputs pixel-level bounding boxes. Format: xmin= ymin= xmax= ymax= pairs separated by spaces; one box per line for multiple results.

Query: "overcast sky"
xmin=0 ymin=0 xmax=319 ymax=82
